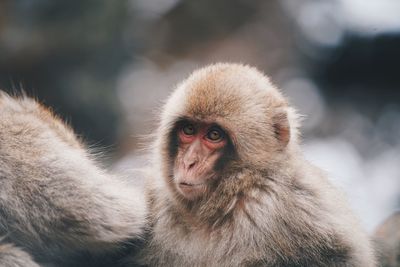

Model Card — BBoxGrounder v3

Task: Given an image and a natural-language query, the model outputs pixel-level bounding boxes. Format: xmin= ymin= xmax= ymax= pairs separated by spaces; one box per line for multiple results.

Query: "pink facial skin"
xmin=174 ymin=122 xmax=227 ymax=200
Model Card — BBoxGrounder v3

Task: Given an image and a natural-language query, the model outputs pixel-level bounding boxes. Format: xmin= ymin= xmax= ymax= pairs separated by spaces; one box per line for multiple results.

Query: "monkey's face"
xmin=159 ymin=63 xmax=292 ymax=203
xmin=172 ymin=120 xmax=228 ymax=200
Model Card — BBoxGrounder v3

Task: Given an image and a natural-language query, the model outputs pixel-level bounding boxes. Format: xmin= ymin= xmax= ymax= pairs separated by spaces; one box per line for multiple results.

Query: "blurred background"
xmin=0 ymin=0 xmax=399 ymax=233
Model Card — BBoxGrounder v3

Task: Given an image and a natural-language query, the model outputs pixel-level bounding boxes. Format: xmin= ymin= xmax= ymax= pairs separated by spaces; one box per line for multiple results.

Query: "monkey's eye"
xmin=206 ymin=128 xmax=224 ymax=142
xmin=182 ymin=124 xmax=195 ymax=135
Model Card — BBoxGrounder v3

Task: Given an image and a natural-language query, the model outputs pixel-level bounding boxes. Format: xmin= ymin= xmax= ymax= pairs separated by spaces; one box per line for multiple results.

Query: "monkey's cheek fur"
xmin=177 ymin=182 xmax=207 ymax=200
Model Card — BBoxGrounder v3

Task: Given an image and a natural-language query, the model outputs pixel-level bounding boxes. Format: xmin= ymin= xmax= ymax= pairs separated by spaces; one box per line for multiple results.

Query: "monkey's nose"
xmin=184 ymin=158 xmax=197 ymax=170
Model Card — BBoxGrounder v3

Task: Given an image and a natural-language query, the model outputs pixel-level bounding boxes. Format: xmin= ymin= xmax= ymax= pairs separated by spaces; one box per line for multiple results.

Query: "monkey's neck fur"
xmin=142 ymin=150 xmax=354 ymax=267
xmin=172 ymin=155 xmax=296 ymax=230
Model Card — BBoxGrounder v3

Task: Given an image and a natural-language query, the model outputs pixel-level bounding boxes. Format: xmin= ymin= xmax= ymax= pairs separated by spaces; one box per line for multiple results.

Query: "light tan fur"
xmin=0 ymin=92 xmax=147 ymax=266
xmin=0 ymin=242 xmax=40 ymax=267
xmin=137 ymin=63 xmax=376 ymax=266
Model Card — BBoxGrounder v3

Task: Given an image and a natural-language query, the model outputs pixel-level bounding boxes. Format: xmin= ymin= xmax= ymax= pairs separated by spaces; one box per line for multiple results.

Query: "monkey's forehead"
xmin=163 ymin=63 xmax=287 ymax=121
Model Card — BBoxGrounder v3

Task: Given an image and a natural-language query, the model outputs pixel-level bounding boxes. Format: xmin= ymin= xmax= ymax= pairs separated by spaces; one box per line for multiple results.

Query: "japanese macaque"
xmin=136 ymin=63 xmax=376 ymax=266
xmin=0 ymin=93 xmax=146 ymax=266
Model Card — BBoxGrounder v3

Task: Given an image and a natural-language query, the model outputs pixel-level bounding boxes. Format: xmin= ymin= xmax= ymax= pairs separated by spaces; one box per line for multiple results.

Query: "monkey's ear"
xmin=272 ymin=109 xmax=290 ymax=147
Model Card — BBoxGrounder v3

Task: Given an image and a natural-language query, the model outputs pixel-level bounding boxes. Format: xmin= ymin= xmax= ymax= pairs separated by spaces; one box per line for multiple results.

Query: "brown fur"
xmin=137 ymin=63 xmax=376 ymax=266
xmin=0 ymin=92 xmax=147 ymax=266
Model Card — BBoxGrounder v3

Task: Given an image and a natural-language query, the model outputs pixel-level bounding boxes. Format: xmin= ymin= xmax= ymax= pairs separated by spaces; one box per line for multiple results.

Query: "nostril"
xmin=183 ymin=154 xmax=198 ymax=170
xmin=188 ymin=162 xmax=196 ymax=170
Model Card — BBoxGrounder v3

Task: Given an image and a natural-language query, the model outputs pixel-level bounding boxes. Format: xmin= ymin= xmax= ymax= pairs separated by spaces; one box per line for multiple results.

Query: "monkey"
xmin=0 ymin=63 xmax=376 ymax=266
xmin=133 ymin=63 xmax=376 ymax=266
xmin=0 ymin=92 xmax=147 ymax=266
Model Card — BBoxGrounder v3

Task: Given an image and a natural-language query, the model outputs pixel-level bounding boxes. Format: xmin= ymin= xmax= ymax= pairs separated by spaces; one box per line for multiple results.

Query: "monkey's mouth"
xmin=177 ymin=182 xmax=206 ymax=199
xmin=179 ymin=182 xmax=204 ymax=187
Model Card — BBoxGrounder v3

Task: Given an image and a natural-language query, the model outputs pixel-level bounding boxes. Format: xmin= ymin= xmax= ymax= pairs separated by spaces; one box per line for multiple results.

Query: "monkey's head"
xmin=157 ymin=63 xmax=299 ymax=202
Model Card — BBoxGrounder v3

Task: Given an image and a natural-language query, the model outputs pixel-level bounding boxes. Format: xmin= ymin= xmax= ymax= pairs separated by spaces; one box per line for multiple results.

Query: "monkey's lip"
xmin=177 ymin=182 xmax=206 ymax=199
xmin=178 ymin=182 xmax=205 ymax=187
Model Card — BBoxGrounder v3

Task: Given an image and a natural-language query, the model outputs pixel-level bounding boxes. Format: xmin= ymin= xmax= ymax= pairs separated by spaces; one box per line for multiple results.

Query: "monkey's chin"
xmin=177 ymin=182 xmax=206 ymax=200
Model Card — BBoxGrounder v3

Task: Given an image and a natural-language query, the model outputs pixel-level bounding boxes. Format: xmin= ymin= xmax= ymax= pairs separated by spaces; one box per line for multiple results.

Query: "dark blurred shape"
xmin=295 ymin=33 xmax=400 ymax=158
xmin=305 ymin=34 xmax=400 ymax=118
xmin=0 ymin=0 xmax=132 ymax=147
xmin=374 ymin=212 xmax=400 ymax=267
xmin=146 ymin=0 xmax=263 ymax=61
xmin=134 ymin=0 xmax=295 ymax=79
xmin=283 ymin=0 xmax=400 ymax=130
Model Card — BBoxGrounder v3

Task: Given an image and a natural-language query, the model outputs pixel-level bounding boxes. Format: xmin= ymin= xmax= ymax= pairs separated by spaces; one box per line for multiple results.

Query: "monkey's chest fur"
xmin=137 ymin=180 xmax=356 ymax=267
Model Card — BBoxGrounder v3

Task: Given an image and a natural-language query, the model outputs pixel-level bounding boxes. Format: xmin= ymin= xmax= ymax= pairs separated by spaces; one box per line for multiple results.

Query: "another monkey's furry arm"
xmin=0 ymin=242 xmax=40 ymax=267
xmin=0 ymin=93 xmax=147 ymax=266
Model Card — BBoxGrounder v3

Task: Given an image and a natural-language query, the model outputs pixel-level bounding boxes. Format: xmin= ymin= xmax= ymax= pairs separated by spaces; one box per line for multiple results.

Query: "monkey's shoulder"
xmin=0 ymin=92 xmax=82 ymax=151
xmin=143 ymin=173 xmax=372 ymax=266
